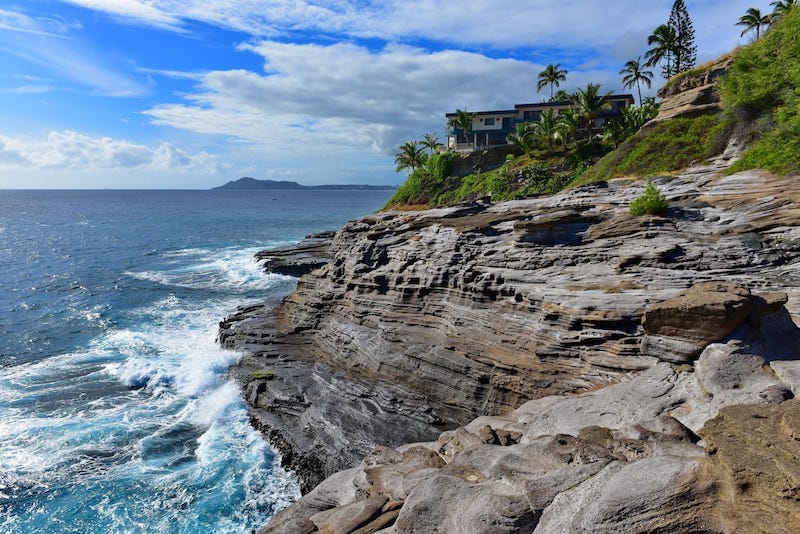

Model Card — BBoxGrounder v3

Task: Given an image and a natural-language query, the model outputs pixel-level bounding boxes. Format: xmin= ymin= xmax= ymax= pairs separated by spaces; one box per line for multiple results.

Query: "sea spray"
xmin=0 ymin=189 xmax=393 ymax=533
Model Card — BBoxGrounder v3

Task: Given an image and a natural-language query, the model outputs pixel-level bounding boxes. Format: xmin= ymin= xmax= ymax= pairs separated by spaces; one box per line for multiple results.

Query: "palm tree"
xmin=447 ymin=108 xmax=476 ymax=145
xmin=506 ymin=122 xmax=536 ymax=153
xmin=573 ymin=83 xmax=612 ymax=140
xmin=556 ymin=109 xmax=580 ymax=148
xmin=395 ymin=141 xmax=427 ymax=173
xmin=619 ymin=57 xmax=653 ymax=106
xmin=737 ymin=7 xmax=771 ymax=39
xmin=536 ymin=63 xmax=568 ymax=100
xmin=551 ymin=89 xmax=573 ymax=103
xmin=421 ymin=133 xmax=443 ymax=155
xmin=533 ymin=109 xmax=563 ymax=153
xmin=645 ymin=24 xmax=680 ymax=79
xmin=770 ymin=0 xmax=798 ymax=22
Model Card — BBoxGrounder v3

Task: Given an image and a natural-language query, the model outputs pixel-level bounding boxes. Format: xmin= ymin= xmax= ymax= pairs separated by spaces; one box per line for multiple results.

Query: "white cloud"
xmin=56 ymin=1 xmax=761 ymax=62
xmin=58 ymin=0 xmax=182 ymax=30
xmin=143 ymin=40 xmax=631 ymax=159
xmin=7 ymin=85 xmax=56 ymax=94
xmin=0 ymin=8 xmax=71 ymax=38
xmin=0 ymin=8 xmax=148 ymax=97
xmin=0 ymin=131 xmax=220 ymax=174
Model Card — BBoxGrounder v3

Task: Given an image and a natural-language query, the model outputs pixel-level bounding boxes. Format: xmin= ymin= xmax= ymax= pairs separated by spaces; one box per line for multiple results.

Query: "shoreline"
xmin=222 ymin=166 xmax=800 ymax=533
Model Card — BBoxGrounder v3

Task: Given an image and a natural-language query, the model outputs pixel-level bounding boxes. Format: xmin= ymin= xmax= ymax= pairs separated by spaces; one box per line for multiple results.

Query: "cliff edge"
xmin=220 ymin=17 xmax=800 ymax=532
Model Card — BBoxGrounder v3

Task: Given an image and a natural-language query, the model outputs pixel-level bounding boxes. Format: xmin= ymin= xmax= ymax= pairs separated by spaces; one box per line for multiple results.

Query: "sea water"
xmin=0 ymin=189 xmax=393 ymax=533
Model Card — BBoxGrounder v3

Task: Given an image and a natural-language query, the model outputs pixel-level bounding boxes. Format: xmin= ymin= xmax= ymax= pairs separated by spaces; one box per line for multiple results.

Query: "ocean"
xmin=0 ymin=189 xmax=394 ymax=533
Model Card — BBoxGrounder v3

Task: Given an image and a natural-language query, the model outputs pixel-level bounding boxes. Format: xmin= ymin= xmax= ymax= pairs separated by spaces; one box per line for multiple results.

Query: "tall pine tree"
xmin=647 ymin=0 xmax=697 ymax=79
xmin=668 ymin=0 xmax=697 ymax=75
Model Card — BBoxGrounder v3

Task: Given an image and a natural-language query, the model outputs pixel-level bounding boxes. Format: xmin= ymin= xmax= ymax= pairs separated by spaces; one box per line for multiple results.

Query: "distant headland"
xmin=212 ymin=177 xmax=396 ymax=191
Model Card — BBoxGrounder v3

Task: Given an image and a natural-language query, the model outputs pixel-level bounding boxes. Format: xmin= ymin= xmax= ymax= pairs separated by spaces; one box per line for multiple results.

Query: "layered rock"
xmin=260 ymin=327 xmax=800 ymax=533
xmin=256 ymin=231 xmax=335 ymax=276
xmin=220 ymin=166 xmax=800 ymax=497
xmin=650 ymin=55 xmax=735 ymax=123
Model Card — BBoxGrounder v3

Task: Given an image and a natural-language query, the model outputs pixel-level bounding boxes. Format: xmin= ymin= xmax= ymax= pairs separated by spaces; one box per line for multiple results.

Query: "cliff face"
xmin=234 ymin=164 xmax=800 ymax=534
xmin=220 ymin=162 xmax=800 ymax=495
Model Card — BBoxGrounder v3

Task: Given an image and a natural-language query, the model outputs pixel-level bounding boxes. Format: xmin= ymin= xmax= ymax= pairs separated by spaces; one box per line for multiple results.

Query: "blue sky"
xmin=0 ymin=0 xmax=769 ymax=188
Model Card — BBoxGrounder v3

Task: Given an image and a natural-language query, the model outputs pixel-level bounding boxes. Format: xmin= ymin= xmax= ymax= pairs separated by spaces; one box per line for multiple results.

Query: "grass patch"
xmin=718 ymin=9 xmax=800 ymax=175
xmin=575 ymin=114 xmax=732 ymax=186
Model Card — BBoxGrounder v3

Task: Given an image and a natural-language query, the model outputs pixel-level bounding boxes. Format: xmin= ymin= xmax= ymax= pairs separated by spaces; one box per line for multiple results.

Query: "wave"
xmin=0 ymin=243 xmax=300 ymax=533
xmin=124 ymin=246 xmax=295 ymax=293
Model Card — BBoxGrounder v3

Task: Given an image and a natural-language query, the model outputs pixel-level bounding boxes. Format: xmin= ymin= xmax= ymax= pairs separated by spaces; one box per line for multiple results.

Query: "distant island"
xmin=213 ymin=177 xmax=397 ymax=191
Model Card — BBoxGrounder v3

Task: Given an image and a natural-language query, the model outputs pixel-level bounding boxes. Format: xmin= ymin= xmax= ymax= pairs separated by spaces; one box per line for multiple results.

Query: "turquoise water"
xmin=0 ymin=189 xmax=393 ymax=533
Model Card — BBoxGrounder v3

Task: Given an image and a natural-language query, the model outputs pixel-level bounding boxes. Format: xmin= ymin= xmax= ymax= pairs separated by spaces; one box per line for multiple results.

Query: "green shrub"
xmin=427 ymin=152 xmax=456 ymax=182
xmin=629 ymin=179 xmax=668 ymax=216
xmin=385 ymin=152 xmax=457 ymax=207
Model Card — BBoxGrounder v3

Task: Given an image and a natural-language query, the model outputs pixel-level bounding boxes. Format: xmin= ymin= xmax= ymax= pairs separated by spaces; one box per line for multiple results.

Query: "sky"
xmin=0 ymin=0 xmax=771 ymax=189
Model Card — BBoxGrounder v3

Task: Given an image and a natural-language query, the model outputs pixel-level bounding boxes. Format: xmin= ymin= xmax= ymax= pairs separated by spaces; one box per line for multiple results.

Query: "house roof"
xmin=445 ymin=109 xmax=517 ymax=118
xmin=445 ymin=94 xmax=637 ymax=118
xmin=514 ymin=100 xmax=573 ymax=109
xmin=515 ymin=94 xmax=635 ymax=109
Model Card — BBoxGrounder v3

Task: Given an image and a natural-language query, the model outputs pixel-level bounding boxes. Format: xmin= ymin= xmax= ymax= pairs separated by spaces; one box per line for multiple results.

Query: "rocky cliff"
xmin=219 ymin=48 xmax=800 ymax=530
xmin=649 ymin=55 xmax=734 ymax=124
xmin=220 ymin=156 xmax=800 ymax=501
xmin=229 ymin=163 xmax=800 ymax=534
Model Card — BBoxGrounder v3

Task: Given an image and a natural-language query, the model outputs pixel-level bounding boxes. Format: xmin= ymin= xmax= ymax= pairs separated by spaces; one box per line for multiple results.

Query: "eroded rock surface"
xmin=258 ymin=331 xmax=800 ymax=533
xmin=220 ymin=168 xmax=800 ymax=496
xmin=256 ymin=231 xmax=335 ymax=276
xmin=650 ymin=55 xmax=734 ymax=123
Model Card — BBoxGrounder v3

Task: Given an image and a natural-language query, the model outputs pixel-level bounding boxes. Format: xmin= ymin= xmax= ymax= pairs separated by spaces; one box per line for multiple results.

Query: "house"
xmin=446 ymin=94 xmax=635 ymax=151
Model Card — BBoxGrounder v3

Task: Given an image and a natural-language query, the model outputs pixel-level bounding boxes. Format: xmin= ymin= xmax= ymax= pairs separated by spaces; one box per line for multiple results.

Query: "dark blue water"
xmin=0 ymin=189 xmax=393 ymax=533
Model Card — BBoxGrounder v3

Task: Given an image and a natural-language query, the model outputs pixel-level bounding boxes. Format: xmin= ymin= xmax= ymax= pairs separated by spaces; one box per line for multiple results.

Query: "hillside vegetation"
xmin=386 ymin=9 xmax=800 ymax=209
xmin=719 ymin=8 xmax=800 ymax=175
xmin=583 ymin=7 xmax=800 ymax=183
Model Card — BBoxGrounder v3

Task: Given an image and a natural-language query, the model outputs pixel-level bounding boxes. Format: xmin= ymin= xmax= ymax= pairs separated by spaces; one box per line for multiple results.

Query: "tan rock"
xmin=310 ymin=497 xmax=387 ymax=534
xmin=700 ymin=399 xmax=800 ymax=533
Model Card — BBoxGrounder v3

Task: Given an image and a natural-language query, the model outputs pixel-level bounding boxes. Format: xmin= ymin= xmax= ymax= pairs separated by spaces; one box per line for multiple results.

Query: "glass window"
xmin=484 ymin=118 xmax=495 ymax=125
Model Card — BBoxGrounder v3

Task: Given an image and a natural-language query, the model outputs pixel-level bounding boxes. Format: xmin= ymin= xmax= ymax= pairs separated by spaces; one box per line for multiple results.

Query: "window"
xmin=523 ymin=110 xmax=540 ymax=121
xmin=484 ymin=118 xmax=495 ymax=126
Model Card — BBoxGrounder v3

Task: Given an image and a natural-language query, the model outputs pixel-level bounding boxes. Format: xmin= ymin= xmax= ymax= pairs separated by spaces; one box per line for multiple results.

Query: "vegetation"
xmin=577 ymin=114 xmax=732 ymax=184
xmin=719 ymin=7 xmax=800 ymax=175
xmin=506 ymin=122 xmax=537 ymax=153
xmin=447 ymin=109 xmax=475 ymax=144
xmin=386 ymin=152 xmax=456 ymax=206
xmin=537 ymin=63 xmax=568 ymax=100
xmin=421 ymin=133 xmax=444 ymax=155
xmin=601 ymin=101 xmax=661 ymax=148
xmin=645 ymin=1 xmax=697 ymax=79
xmin=394 ymin=141 xmax=427 ymax=173
xmin=620 ymin=57 xmax=654 ymax=106
xmin=668 ymin=0 xmax=697 ymax=73
xmin=573 ymin=83 xmax=611 ymax=139
xmin=736 ymin=7 xmax=771 ymax=39
xmin=770 ymin=0 xmax=799 ymax=22
xmin=629 ymin=178 xmax=669 ymax=216
xmin=431 ymin=158 xmax=574 ymax=206
xmin=386 ymin=0 xmax=800 ymax=211
xmin=391 ymin=78 xmax=660 ymax=208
